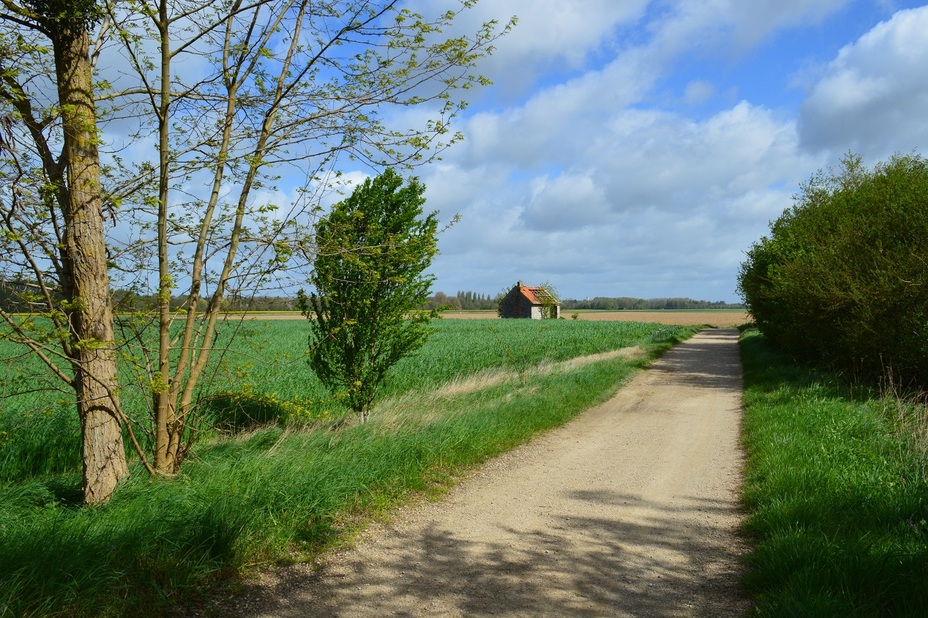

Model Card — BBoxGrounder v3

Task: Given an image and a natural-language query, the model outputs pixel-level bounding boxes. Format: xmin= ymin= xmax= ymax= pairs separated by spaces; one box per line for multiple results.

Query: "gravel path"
xmin=242 ymin=328 xmax=749 ymax=617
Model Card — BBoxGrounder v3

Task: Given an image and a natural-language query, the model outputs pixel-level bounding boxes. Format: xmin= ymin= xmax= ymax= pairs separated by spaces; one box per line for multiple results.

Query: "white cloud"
xmin=456 ymin=47 xmax=664 ymax=170
xmin=520 ymin=172 xmax=611 ymax=231
xmin=644 ymin=0 xmax=850 ymax=62
xmin=684 ymin=80 xmax=716 ymax=105
xmin=350 ymin=1 xmax=920 ymax=302
xmin=425 ymin=92 xmax=820 ymax=300
xmin=409 ymin=0 xmax=650 ymax=97
xmin=414 ymin=0 xmax=853 ymax=302
xmin=799 ymin=6 xmax=928 ymax=157
xmin=724 ymin=0 xmax=850 ymax=49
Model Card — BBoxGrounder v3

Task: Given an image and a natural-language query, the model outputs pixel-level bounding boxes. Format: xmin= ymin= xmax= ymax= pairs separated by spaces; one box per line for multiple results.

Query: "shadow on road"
xmin=247 ymin=489 xmax=745 ymax=617
xmin=647 ymin=329 xmax=743 ymax=393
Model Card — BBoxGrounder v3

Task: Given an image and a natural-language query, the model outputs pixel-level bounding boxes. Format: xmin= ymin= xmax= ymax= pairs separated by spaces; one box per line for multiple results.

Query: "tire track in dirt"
xmin=241 ymin=329 xmax=749 ymax=617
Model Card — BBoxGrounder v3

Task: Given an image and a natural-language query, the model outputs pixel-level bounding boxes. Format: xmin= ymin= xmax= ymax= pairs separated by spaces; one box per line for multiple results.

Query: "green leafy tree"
xmin=537 ymin=281 xmax=560 ymax=319
xmin=738 ymin=152 xmax=928 ymax=386
xmin=299 ymin=169 xmax=438 ymax=422
xmin=0 ymin=0 xmax=513 ymax=500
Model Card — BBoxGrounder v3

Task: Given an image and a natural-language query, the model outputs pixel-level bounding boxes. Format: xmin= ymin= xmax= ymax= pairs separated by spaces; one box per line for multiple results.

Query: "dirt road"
xmin=245 ymin=329 xmax=749 ymax=617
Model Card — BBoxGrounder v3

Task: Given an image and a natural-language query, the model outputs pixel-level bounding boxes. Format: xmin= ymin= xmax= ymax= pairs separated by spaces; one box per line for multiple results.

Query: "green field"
xmin=0 ymin=318 xmax=688 ymax=481
xmin=740 ymin=330 xmax=928 ymax=616
xmin=0 ymin=317 xmax=696 ymax=617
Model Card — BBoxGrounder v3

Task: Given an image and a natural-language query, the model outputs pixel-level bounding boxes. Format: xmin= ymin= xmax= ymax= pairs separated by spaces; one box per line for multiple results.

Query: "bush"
xmin=738 ymin=153 xmax=928 ymax=386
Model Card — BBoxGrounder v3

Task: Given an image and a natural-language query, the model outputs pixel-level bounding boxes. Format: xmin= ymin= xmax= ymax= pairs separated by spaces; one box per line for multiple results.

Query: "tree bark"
xmin=153 ymin=0 xmax=178 ymax=475
xmin=53 ymin=17 xmax=129 ymax=503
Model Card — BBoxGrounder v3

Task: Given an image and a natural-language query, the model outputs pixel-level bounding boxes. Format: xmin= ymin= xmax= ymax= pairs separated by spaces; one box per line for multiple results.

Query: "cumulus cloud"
xmin=644 ymin=0 xmax=850 ymax=61
xmin=684 ymin=80 xmax=716 ymax=105
xmin=799 ymin=6 xmax=928 ymax=157
xmin=388 ymin=1 xmax=921 ymax=301
xmin=601 ymin=103 xmax=812 ymax=208
xmin=520 ymin=172 xmax=611 ymax=231
xmin=406 ymin=0 xmax=650 ymax=97
xmin=723 ymin=0 xmax=850 ymax=49
xmin=424 ymin=96 xmax=818 ymax=300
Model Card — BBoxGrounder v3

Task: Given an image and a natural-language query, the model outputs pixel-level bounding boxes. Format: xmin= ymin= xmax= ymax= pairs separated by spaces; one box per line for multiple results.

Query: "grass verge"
xmin=739 ymin=330 xmax=928 ymax=616
xmin=0 ymin=327 xmax=694 ymax=617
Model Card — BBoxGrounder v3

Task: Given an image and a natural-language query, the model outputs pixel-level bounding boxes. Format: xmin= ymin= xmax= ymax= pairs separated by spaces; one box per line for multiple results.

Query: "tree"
xmin=536 ymin=281 xmax=560 ymax=319
xmin=0 ymin=0 xmax=512 ymax=501
xmin=299 ymin=169 xmax=438 ymax=422
xmin=738 ymin=153 xmax=928 ymax=386
xmin=0 ymin=0 xmax=128 ymax=503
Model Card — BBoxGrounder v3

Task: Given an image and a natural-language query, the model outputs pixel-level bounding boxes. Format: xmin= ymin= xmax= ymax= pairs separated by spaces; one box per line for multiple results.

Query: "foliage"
xmin=739 ymin=330 xmax=928 ymax=615
xmin=300 ymin=170 xmax=439 ymax=421
xmin=738 ymin=153 xmax=928 ymax=387
xmin=1 ymin=319 xmax=695 ymax=484
xmin=536 ymin=280 xmax=560 ymax=319
xmin=0 ymin=320 xmax=691 ymax=617
xmin=424 ymin=290 xmax=500 ymax=311
xmin=0 ymin=0 xmax=513 ymax=489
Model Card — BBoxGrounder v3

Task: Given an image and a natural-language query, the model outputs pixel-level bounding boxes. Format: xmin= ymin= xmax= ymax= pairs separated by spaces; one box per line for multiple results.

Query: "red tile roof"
xmin=519 ymin=284 xmax=558 ymax=306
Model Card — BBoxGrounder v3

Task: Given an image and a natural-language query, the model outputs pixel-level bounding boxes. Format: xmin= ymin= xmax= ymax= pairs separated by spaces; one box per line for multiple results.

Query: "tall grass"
xmin=740 ymin=330 xmax=928 ymax=616
xmin=0 ymin=318 xmax=682 ymax=481
xmin=0 ymin=320 xmax=695 ymax=617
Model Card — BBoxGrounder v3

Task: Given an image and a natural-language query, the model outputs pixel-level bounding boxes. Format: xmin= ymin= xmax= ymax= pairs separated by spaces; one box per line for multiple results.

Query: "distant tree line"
xmin=111 ymin=291 xmax=296 ymax=313
xmin=0 ymin=282 xmax=296 ymax=314
xmin=0 ymin=280 xmax=741 ymax=315
xmin=424 ymin=291 xmax=500 ymax=310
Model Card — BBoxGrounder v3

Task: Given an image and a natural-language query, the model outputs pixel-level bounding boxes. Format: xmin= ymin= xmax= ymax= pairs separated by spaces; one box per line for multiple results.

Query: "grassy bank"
xmin=739 ymin=330 xmax=928 ymax=616
xmin=0 ymin=318 xmax=681 ymax=482
xmin=0 ymin=321 xmax=695 ymax=617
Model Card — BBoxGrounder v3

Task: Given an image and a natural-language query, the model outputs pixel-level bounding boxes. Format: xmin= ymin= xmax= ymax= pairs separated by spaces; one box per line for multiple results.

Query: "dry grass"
xmin=372 ymin=347 xmax=645 ymax=433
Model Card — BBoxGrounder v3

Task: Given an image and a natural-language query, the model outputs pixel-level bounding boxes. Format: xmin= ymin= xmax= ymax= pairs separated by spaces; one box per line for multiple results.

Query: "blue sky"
xmin=383 ymin=0 xmax=928 ymax=302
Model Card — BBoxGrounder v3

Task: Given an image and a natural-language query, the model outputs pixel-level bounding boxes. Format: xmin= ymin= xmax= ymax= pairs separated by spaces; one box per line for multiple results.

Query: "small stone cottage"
xmin=498 ymin=281 xmax=560 ymax=319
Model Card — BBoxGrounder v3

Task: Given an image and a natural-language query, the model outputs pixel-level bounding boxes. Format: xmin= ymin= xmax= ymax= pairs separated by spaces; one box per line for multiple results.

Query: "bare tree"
xmin=0 ymin=0 xmax=513 ymax=501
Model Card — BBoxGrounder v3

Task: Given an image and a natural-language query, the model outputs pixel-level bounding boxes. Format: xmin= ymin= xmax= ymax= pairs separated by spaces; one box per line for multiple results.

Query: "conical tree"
xmin=300 ymin=169 xmax=439 ymax=422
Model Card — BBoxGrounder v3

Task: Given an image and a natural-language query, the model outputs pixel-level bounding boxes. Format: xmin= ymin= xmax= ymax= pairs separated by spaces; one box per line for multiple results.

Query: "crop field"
xmin=442 ymin=310 xmax=751 ymax=327
xmin=0 ymin=317 xmax=696 ymax=481
xmin=242 ymin=309 xmax=751 ymax=327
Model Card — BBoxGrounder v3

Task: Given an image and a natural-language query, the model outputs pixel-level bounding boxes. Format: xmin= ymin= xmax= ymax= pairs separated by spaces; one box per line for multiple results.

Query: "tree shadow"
xmin=238 ymin=489 xmax=748 ymax=617
xmin=644 ymin=329 xmax=743 ymax=393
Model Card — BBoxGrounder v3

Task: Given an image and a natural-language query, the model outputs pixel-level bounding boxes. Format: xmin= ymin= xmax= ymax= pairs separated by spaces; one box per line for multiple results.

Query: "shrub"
xmin=738 ymin=153 xmax=928 ymax=386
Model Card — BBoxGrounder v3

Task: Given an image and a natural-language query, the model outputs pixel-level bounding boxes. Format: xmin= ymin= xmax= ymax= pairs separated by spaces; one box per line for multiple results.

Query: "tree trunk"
xmin=153 ymin=0 xmax=180 ymax=476
xmin=53 ymin=18 xmax=129 ymax=504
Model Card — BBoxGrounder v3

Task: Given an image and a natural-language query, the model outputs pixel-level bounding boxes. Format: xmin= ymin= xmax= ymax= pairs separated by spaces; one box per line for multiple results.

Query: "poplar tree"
xmin=300 ymin=169 xmax=438 ymax=422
